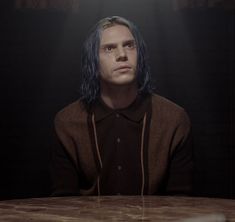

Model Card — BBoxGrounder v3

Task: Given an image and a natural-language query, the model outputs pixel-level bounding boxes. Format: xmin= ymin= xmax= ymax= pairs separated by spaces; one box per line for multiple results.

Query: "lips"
xmin=114 ymin=65 xmax=131 ymax=71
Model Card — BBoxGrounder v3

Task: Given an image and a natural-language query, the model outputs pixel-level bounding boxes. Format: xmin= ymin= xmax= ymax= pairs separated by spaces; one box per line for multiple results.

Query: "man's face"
xmin=99 ymin=25 xmax=138 ymax=87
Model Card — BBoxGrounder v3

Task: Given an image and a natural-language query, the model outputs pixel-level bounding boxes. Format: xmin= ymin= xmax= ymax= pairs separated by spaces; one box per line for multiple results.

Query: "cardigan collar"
xmin=92 ymin=94 xmax=150 ymax=123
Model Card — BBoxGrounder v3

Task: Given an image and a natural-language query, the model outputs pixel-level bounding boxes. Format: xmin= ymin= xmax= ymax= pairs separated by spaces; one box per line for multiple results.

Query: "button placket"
xmin=115 ymin=114 xmax=123 ymax=194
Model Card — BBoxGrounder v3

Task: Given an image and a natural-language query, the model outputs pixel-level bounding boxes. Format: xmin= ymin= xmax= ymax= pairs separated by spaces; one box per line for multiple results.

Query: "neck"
xmin=100 ymin=82 xmax=138 ymax=109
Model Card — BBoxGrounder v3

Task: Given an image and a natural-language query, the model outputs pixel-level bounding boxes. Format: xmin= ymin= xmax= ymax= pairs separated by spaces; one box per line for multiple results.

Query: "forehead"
xmin=99 ymin=25 xmax=135 ymax=45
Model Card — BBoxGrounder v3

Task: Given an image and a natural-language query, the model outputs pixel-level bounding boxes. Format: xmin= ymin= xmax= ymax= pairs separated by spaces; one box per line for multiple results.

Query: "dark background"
xmin=0 ymin=0 xmax=234 ymax=200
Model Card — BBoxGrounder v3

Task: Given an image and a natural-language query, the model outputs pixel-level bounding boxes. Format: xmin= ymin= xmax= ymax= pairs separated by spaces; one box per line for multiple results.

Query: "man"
xmin=51 ymin=16 xmax=193 ymax=196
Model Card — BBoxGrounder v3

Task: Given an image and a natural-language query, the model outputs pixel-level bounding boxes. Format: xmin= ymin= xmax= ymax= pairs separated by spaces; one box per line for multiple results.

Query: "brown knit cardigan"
xmin=51 ymin=94 xmax=193 ymax=196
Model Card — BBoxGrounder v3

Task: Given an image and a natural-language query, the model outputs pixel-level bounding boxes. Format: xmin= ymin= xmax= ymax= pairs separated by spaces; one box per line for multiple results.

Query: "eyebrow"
xmin=100 ymin=39 xmax=135 ymax=48
xmin=100 ymin=43 xmax=116 ymax=49
xmin=123 ymin=39 xmax=136 ymax=46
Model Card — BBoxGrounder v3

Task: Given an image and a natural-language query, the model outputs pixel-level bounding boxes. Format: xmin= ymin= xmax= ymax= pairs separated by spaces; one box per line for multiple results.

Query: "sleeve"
xmin=50 ymin=116 xmax=80 ymax=197
xmin=165 ymin=110 xmax=194 ymax=196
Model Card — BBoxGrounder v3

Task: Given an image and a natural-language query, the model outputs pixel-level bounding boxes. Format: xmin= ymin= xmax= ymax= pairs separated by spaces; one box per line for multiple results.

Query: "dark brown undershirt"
xmin=92 ymin=94 xmax=150 ymax=195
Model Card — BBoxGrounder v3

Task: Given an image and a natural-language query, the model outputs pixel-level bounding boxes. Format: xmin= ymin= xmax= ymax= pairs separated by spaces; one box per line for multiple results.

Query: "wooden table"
xmin=0 ymin=196 xmax=235 ymax=221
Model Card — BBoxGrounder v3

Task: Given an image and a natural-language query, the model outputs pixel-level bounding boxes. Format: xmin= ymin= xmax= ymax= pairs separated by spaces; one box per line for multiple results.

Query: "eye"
xmin=104 ymin=45 xmax=115 ymax=52
xmin=124 ymin=41 xmax=136 ymax=49
xmin=107 ymin=46 xmax=112 ymax=51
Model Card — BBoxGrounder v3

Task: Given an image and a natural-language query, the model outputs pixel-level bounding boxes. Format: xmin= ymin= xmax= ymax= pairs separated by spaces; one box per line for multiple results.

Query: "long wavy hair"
xmin=80 ymin=16 xmax=153 ymax=105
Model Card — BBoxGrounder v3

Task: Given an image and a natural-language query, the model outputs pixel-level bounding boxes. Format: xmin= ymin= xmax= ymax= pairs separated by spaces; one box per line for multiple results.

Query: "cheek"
xmin=99 ymin=57 xmax=105 ymax=70
xmin=99 ymin=60 xmax=111 ymax=78
xmin=100 ymin=56 xmax=113 ymax=71
xmin=130 ymin=50 xmax=137 ymax=62
xmin=100 ymin=61 xmax=108 ymax=73
xmin=132 ymin=54 xmax=138 ymax=68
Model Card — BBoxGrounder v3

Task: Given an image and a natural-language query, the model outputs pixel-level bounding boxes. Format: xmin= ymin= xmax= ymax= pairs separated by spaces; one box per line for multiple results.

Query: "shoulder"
xmin=151 ymin=94 xmax=184 ymax=112
xmin=54 ymin=99 xmax=88 ymax=126
xmin=150 ymin=94 xmax=190 ymax=126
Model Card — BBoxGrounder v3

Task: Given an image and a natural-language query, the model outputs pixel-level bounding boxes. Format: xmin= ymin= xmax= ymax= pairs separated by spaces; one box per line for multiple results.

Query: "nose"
xmin=116 ymin=46 xmax=127 ymax=61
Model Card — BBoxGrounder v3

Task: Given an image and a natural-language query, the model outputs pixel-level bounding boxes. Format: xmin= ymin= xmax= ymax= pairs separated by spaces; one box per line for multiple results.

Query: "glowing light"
xmin=173 ymin=0 xmax=235 ymax=10
xmin=14 ymin=0 xmax=79 ymax=11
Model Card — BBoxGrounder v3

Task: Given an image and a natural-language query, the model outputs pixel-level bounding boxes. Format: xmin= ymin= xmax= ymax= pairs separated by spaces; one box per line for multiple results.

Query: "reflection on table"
xmin=0 ymin=196 xmax=235 ymax=221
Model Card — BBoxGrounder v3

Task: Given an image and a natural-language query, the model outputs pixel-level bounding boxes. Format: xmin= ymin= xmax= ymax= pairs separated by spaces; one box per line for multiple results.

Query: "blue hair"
xmin=80 ymin=16 xmax=153 ymax=105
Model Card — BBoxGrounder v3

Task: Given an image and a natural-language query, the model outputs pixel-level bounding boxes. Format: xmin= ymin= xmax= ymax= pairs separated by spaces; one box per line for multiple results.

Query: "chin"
xmin=112 ymin=77 xmax=136 ymax=86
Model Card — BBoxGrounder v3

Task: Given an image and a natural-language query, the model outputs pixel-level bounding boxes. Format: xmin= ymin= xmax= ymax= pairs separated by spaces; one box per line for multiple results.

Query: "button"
xmin=117 ymin=165 xmax=122 ymax=170
xmin=117 ymin=138 xmax=121 ymax=143
xmin=116 ymin=113 xmax=120 ymax=118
